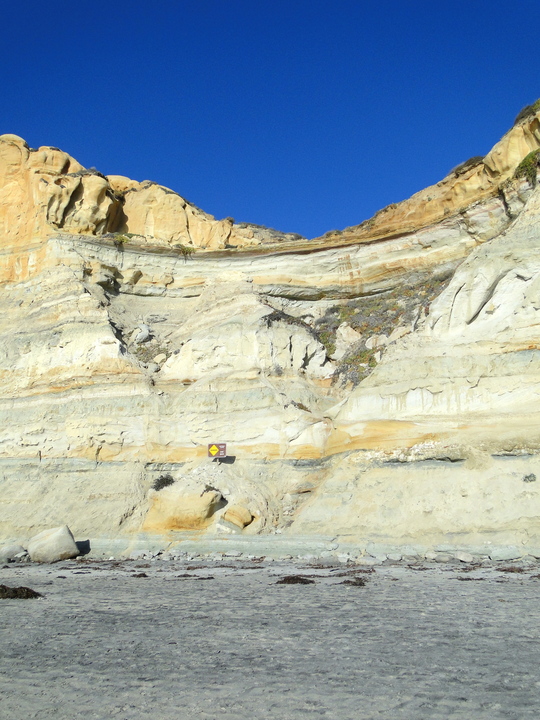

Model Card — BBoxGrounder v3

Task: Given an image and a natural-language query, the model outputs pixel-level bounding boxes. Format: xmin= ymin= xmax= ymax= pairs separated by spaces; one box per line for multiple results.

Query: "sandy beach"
xmin=2 ymin=558 xmax=540 ymax=720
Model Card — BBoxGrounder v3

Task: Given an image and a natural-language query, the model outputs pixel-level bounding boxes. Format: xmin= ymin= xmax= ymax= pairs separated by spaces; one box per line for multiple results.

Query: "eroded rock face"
xmin=0 ymin=134 xmax=111 ymax=248
xmin=0 ymin=135 xmax=296 ymax=253
xmin=143 ymin=487 xmax=222 ymax=531
xmin=333 ymin=187 xmax=540 ymax=440
xmin=320 ymin=110 xmax=540 ymax=244
xmin=4 ymin=110 xmax=540 ymax=553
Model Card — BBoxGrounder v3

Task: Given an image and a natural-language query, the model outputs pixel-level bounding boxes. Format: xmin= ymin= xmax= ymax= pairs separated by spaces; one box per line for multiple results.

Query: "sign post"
xmin=208 ymin=443 xmax=227 ymax=458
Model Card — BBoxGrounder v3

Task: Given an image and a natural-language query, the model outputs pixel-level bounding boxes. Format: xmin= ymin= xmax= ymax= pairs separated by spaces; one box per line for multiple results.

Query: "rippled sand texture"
xmin=2 ymin=560 xmax=540 ymax=719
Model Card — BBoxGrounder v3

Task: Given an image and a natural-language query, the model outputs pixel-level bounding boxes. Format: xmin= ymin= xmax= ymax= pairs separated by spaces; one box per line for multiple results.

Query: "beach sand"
xmin=1 ymin=558 xmax=540 ymax=719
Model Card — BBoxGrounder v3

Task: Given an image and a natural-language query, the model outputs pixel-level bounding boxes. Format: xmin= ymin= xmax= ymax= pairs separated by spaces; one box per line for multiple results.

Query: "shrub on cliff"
xmin=513 ymin=99 xmax=540 ymax=126
xmin=152 ymin=474 xmax=175 ymax=491
xmin=113 ymin=233 xmax=130 ymax=248
xmin=451 ymin=156 xmax=484 ymax=176
xmin=514 ymin=149 xmax=540 ymax=186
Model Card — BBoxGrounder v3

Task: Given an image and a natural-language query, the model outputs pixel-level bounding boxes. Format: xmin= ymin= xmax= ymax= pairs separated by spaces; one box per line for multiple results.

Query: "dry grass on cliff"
xmin=315 ymin=274 xmax=451 ymax=386
xmin=513 ymin=98 xmax=540 ymax=126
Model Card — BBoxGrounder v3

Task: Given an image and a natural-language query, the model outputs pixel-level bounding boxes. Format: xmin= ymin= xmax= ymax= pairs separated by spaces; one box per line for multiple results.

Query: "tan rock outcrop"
xmin=223 ymin=505 xmax=253 ymax=528
xmin=321 ymin=110 xmax=540 ymax=245
xmin=0 ymin=135 xmax=297 ymax=254
xmin=143 ymin=487 xmax=222 ymax=531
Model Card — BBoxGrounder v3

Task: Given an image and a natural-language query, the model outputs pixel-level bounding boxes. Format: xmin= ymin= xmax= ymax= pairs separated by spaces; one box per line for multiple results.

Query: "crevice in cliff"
xmin=58 ymin=179 xmax=85 ymax=229
xmin=300 ymin=348 xmax=316 ymax=371
xmin=498 ymin=186 xmax=513 ymax=220
xmin=104 ymin=189 xmax=127 ymax=233
xmin=184 ymin=207 xmax=195 ymax=247
xmin=466 ymin=270 xmax=511 ymax=325
xmin=264 ymin=309 xmax=319 ymax=341
xmin=108 ymin=318 xmax=127 ymax=350
xmin=448 ymin=283 xmax=466 ymax=325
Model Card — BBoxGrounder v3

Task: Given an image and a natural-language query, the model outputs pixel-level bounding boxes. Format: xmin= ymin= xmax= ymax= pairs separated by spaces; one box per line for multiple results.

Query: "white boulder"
xmin=332 ymin=323 xmax=362 ymax=361
xmin=27 ymin=525 xmax=80 ymax=563
xmin=0 ymin=543 xmax=27 ymax=562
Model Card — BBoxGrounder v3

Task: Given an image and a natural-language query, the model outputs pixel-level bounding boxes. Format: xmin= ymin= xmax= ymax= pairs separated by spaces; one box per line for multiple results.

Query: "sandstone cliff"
xmin=0 ymin=133 xmax=301 ymax=256
xmin=318 ymin=105 xmax=540 ymax=245
xmin=3 ymin=106 xmax=540 ymax=561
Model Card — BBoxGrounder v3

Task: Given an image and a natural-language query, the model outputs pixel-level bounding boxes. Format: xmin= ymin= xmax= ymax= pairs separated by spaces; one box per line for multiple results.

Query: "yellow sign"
xmin=208 ymin=443 xmax=227 ymax=458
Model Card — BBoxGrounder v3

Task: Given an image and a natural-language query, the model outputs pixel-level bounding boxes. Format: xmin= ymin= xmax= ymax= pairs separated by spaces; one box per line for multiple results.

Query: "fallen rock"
xmin=13 ymin=551 xmax=30 ymax=563
xmin=490 ymin=547 xmax=523 ymax=562
xmin=222 ymin=505 xmax=253 ymax=529
xmin=27 ymin=525 xmax=80 ymax=563
xmin=143 ymin=488 xmax=222 ymax=531
xmin=0 ymin=544 xmax=26 ymax=562
xmin=332 ymin=323 xmax=362 ymax=361
xmin=365 ymin=334 xmax=387 ymax=350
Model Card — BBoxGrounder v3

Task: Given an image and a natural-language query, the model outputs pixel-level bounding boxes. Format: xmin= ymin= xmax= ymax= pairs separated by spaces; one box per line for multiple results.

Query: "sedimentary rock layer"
xmin=3 ymin=111 xmax=540 ymax=556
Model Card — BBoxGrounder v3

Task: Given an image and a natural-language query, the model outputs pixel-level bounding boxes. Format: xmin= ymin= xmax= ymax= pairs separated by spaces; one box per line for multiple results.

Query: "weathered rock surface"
xmin=3 ymin=107 xmax=540 ymax=555
xmin=0 ymin=543 xmax=26 ymax=562
xmin=223 ymin=505 xmax=254 ymax=528
xmin=27 ymin=525 xmax=79 ymax=563
xmin=0 ymin=134 xmax=300 ymax=255
xmin=319 ymin=108 xmax=540 ymax=244
xmin=143 ymin=487 xmax=222 ymax=532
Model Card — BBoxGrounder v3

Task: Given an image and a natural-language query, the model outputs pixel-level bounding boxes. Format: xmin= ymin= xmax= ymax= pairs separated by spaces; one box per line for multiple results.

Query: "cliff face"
xmin=3 ymin=110 xmax=540 ymax=559
xmin=320 ymin=109 xmax=540 ymax=244
xmin=0 ymin=133 xmax=300 ymax=257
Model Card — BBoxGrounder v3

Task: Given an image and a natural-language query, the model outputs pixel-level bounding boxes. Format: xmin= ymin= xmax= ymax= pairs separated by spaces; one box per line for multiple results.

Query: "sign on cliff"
xmin=208 ymin=443 xmax=227 ymax=458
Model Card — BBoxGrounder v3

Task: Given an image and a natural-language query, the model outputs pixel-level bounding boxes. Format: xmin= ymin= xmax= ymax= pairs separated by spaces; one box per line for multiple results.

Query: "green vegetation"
xmin=343 ymin=347 xmax=378 ymax=368
xmin=132 ymin=343 xmax=169 ymax=364
xmin=514 ymin=99 xmax=540 ymax=126
xmin=514 ymin=149 xmax=540 ymax=186
xmin=173 ymin=243 xmax=196 ymax=258
xmin=113 ymin=233 xmax=131 ymax=248
xmin=316 ymin=329 xmax=336 ymax=357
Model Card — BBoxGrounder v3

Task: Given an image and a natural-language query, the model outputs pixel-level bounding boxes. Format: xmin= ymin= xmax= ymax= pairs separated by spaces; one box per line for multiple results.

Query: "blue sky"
xmin=2 ymin=1 xmax=540 ymax=238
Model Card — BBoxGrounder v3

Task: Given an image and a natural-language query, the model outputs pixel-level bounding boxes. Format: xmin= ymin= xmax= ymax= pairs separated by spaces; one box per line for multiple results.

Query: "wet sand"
xmin=1 ymin=559 xmax=540 ymax=719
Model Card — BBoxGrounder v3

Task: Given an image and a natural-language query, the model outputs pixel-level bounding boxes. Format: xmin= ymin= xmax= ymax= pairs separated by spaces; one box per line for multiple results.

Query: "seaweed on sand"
xmin=0 ymin=584 xmax=42 ymax=599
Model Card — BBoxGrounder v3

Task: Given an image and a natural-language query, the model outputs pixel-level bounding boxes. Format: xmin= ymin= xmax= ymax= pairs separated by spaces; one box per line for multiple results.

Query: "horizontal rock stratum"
xmin=3 ymin=104 xmax=540 ymax=559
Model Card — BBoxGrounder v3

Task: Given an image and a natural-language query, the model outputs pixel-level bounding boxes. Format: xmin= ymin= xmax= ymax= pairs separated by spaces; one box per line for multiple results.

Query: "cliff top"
xmin=2 ymin=101 xmax=540 ymax=254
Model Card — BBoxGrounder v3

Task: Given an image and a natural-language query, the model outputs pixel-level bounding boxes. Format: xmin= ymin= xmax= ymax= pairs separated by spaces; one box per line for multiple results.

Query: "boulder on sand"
xmin=0 ymin=544 xmax=27 ymax=563
xmin=27 ymin=525 xmax=80 ymax=563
